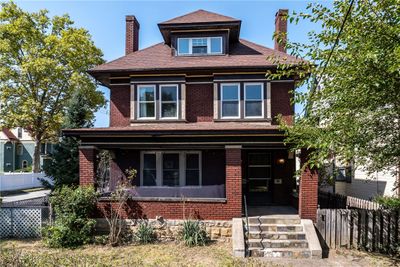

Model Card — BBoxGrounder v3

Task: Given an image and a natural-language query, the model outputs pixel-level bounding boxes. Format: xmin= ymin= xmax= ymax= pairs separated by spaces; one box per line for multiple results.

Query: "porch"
xmin=67 ymin=124 xmax=318 ymax=221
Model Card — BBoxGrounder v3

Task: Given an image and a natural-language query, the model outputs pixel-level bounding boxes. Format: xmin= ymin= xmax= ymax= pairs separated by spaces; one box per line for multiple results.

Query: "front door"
xmin=245 ymin=152 xmax=273 ymax=205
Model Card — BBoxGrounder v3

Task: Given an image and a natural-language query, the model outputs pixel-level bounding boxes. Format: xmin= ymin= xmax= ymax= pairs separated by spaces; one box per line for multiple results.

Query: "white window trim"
xmin=177 ymin=37 xmax=223 ymax=56
xmin=244 ymin=82 xmax=264 ymax=118
xmin=220 ymin=83 xmax=241 ymax=119
xmin=159 ymin=84 xmax=179 ymax=120
xmin=137 ymin=85 xmax=156 ymax=120
xmin=140 ymin=151 xmax=202 ymax=187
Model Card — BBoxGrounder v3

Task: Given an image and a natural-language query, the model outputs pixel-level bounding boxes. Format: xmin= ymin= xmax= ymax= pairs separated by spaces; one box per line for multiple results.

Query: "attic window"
xmin=177 ymin=37 xmax=222 ymax=56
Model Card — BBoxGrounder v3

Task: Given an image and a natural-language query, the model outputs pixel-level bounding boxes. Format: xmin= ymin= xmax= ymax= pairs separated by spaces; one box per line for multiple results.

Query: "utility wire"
xmin=305 ymin=0 xmax=356 ymax=116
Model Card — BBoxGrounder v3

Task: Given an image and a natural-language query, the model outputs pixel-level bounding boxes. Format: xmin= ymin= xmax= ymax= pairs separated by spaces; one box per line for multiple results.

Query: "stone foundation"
xmin=96 ymin=218 xmax=232 ymax=242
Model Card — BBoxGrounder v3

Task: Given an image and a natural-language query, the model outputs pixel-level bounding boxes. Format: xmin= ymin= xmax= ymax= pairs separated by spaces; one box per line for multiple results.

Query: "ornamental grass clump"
xmin=180 ymin=220 xmax=208 ymax=247
xmin=135 ymin=221 xmax=156 ymax=244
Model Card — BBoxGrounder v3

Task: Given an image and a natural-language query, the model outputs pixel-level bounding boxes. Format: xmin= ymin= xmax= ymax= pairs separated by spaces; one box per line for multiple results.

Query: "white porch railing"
xmin=0 ymin=173 xmax=51 ymax=191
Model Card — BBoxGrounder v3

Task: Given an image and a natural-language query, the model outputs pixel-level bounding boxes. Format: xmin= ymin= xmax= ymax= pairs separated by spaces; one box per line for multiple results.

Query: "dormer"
xmin=158 ymin=10 xmax=241 ymax=56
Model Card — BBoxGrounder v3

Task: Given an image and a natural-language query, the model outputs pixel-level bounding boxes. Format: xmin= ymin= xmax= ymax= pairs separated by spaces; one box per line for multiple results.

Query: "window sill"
xmin=99 ymin=196 xmax=227 ymax=203
xmin=214 ymin=118 xmax=272 ymax=122
xmin=131 ymin=119 xmax=187 ymax=123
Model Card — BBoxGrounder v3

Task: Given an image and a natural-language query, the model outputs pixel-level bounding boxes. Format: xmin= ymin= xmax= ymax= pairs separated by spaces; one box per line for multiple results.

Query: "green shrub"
xmin=180 ymin=220 xmax=208 ymax=247
xmin=374 ymin=196 xmax=400 ymax=210
xmin=135 ymin=221 xmax=155 ymax=244
xmin=42 ymin=186 xmax=98 ymax=248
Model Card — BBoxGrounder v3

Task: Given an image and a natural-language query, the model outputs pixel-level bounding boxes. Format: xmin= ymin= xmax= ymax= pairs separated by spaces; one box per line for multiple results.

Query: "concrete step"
xmin=248 ymin=231 xmax=306 ymax=240
xmin=247 ymin=238 xmax=263 ymax=248
xmin=249 ymin=224 xmax=303 ymax=232
xmin=247 ymin=216 xmax=301 ymax=225
xmin=249 ymin=248 xmax=312 ymax=259
xmin=262 ymin=239 xmax=309 ymax=249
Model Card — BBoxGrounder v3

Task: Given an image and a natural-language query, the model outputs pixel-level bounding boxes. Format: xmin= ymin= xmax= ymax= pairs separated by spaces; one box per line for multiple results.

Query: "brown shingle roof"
xmin=1 ymin=127 xmax=18 ymax=141
xmin=160 ymin=9 xmax=240 ymax=25
xmin=90 ymin=39 xmax=302 ymax=73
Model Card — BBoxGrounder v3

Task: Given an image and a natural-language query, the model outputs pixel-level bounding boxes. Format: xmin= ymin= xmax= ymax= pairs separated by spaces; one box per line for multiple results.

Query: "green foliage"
xmin=267 ymin=0 xmax=400 ymax=183
xmin=180 ymin=220 xmax=208 ymax=247
xmin=42 ymin=186 xmax=98 ymax=248
xmin=375 ymin=196 xmax=400 ymax=210
xmin=43 ymin=92 xmax=94 ymax=189
xmin=135 ymin=221 xmax=156 ymax=244
xmin=0 ymin=1 xmax=105 ymax=172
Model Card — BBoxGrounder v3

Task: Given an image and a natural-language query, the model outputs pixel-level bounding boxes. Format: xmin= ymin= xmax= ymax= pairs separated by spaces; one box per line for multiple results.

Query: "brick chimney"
xmin=274 ymin=9 xmax=288 ymax=53
xmin=125 ymin=15 xmax=140 ymax=55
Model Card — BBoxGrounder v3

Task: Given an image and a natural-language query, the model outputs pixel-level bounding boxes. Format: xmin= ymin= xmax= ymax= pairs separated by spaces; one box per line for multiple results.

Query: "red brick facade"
xmin=110 ymin=85 xmax=131 ymax=127
xmin=299 ymin=149 xmax=318 ymax=222
xmin=271 ymin=82 xmax=294 ymax=125
xmin=79 ymin=147 xmax=97 ymax=186
xmin=186 ymin=84 xmax=214 ymax=122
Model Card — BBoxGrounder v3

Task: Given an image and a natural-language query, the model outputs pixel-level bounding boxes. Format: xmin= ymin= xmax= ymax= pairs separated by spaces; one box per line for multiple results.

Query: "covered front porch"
xmin=67 ymin=124 xmax=318 ymax=221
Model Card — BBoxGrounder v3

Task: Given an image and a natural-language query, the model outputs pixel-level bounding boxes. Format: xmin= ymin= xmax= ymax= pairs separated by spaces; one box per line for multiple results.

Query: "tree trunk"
xmin=33 ymin=138 xmax=41 ymax=173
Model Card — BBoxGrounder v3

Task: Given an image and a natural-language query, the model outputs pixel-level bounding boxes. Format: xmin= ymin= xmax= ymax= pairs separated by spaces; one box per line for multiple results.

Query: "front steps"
xmin=245 ymin=215 xmax=322 ymax=259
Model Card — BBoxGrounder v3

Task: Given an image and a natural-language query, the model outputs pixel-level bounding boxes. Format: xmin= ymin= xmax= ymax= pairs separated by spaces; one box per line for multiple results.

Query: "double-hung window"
xmin=221 ymin=84 xmax=240 ymax=118
xmin=244 ymin=83 xmax=264 ymax=118
xmin=160 ymin=85 xmax=178 ymax=119
xmin=138 ymin=85 xmax=155 ymax=119
xmin=141 ymin=151 xmax=201 ymax=187
xmin=177 ymin=37 xmax=223 ymax=56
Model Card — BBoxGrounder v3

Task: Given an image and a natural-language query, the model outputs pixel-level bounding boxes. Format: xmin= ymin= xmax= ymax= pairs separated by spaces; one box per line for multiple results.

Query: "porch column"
xmin=79 ymin=146 xmax=98 ymax=186
xmin=225 ymin=145 xmax=242 ymax=218
xmin=299 ymin=148 xmax=318 ymax=222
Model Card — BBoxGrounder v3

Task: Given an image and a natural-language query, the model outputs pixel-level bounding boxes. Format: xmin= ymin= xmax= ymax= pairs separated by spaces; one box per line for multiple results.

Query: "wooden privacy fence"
xmin=318 ymin=191 xmax=382 ymax=210
xmin=316 ymin=209 xmax=400 ymax=254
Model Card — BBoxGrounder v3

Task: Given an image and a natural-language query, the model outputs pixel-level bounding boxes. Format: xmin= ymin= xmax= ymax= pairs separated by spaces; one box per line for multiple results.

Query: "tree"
xmin=0 ymin=2 xmax=105 ymax=172
xmin=267 ymin=0 xmax=400 ymax=188
xmin=43 ymin=91 xmax=94 ymax=189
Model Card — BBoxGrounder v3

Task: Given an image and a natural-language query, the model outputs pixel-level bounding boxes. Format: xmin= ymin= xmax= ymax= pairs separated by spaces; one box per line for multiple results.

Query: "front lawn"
xmin=0 ymin=240 xmax=396 ymax=267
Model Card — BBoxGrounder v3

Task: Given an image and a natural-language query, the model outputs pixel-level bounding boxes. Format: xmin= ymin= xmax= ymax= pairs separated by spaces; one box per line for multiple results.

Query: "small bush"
xmin=42 ymin=186 xmax=98 ymax=248
xmin=135 ymin=221 xmax=155 ymax=244
xmin=180 ymin=220 xmax=208 ymax=247
xmin=375 ymin=196 xmax=400 ymax=210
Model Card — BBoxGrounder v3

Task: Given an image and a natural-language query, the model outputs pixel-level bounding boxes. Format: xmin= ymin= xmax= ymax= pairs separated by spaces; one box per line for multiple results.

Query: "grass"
xmin=0 ymin=240 xmax=396 ymax=267
xmin=0 ymin=239 xmax=276 ymax=267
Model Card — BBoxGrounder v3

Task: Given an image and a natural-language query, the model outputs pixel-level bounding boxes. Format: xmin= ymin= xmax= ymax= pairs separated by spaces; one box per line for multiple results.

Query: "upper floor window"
xmin=221 ymin=84 xmax=240 ymax=118
xmin=177 ymin=37 xmax=223 ymax=56
xmin=244 ymin=83 xmax=264 ymax=118
xmin=138 ymin=85 xmax=156 ymax=119
xmin=160 ymin=85 xmax=178 ymax=119
xmin=219 ymin=83 xmax=267 ymax=120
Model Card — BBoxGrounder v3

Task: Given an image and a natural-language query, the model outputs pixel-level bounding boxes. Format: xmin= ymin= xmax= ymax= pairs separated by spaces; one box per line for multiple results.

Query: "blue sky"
xmin=12 ymin=0 xmax=331 ymax=127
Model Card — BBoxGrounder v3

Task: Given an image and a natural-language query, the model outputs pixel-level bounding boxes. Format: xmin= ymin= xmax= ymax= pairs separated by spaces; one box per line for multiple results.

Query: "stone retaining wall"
xmin=96 ymin=218 xmax=232 ymax=242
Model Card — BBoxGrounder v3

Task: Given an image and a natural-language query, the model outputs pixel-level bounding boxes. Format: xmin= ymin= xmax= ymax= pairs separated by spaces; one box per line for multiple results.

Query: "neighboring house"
xmin=0 ymin=127 xmax=55 ymax=173
xmin=320 ymin=161 xmax=399 ymax=200
xmin=65 ymin=10 xmax=318 ymax=221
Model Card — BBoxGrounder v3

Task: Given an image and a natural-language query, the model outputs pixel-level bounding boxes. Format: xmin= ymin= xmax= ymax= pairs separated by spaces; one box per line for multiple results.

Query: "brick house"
xmin=64 ymin=9 xmax=318 ymax=222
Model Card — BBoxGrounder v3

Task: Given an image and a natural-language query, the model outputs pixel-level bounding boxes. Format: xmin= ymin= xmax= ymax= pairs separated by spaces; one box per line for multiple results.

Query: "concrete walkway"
xmin=1 ymin=189 xmax=50 ymax=203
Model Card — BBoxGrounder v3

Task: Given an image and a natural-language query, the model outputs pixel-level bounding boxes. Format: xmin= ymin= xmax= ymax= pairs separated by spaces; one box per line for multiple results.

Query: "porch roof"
xmin=63 ymin=122 xmax=281 ymax=137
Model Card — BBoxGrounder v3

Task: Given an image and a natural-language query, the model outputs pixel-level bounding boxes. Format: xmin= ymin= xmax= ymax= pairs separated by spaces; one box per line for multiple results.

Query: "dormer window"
xmin=177 ymin=37 xmax=223 ymax=56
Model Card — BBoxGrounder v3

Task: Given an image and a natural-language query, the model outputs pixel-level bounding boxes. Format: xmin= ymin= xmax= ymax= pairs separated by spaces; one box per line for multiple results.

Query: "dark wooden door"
xmin=246 ymin=152 xmax=273 ymax=205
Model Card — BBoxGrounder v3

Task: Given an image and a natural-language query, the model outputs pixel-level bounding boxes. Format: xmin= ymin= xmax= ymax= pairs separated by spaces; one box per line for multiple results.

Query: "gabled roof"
xmin=158 ymin=9 xmax=242 ymax=44
xmin=159 ymin=9 xmax=240 ymax=24
xmin=89 ymin=39 xmax=302 ymax=74
xmin=1 ymin=128 xmax=18 ymax=141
